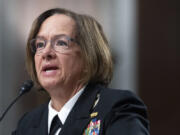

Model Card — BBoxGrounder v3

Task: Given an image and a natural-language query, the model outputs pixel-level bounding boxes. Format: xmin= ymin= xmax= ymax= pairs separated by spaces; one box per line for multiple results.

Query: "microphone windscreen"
xmin=19 ymin=80 xmax=34 ymax=95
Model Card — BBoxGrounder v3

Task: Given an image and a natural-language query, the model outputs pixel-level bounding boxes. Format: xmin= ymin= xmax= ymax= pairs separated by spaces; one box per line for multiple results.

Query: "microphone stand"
xmin=0 ymin=93 xmax=23 ymax=122
xmin=0 ymin=80 xmax=33 ymax=123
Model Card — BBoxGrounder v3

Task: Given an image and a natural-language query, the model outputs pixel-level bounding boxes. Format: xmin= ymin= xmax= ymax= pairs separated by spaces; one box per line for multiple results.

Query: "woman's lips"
xmin=41 ymin=65 xmax=59 ymax=76
xmin=42 ymin=65 xmax=58 ymax=71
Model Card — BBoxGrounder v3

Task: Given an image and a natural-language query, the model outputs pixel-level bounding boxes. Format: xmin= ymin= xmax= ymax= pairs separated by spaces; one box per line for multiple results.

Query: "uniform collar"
xmin=48 ymin=86 xmax=85 ymax=133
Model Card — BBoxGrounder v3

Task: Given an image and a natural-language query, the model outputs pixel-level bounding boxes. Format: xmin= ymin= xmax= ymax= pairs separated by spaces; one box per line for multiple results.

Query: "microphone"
xmin=0 ymin=80 xmax=34 ymax=122
xmin=19 ymin=80 xmax=34 ymax=95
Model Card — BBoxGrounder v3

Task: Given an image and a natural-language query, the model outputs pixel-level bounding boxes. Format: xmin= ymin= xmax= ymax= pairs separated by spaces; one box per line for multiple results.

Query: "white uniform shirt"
xmin=48 ymin=86 xmax=85 ymax=135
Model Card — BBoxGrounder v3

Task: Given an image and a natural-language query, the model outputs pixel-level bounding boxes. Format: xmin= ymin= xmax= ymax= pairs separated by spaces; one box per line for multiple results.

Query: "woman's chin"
xmin=40 ymin=80 xmax=60 ymax=91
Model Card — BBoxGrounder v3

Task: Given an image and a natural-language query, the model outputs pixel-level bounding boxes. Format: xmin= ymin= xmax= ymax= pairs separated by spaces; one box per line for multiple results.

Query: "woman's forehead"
xmin=37 ymin=14 xmax=76 ymax=38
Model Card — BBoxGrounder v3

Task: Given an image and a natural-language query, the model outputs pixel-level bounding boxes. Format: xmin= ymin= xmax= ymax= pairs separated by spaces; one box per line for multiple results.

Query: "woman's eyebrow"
xmin=36 ymin=35 xmax=45 ymax=39
xmin=53 ymin=34 xmax=68 ymax=38
xmin=36 ymin=34 xmax=67 ymax=39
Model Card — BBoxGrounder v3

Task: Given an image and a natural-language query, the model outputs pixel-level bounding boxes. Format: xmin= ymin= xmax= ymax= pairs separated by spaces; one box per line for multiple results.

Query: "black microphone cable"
xmin=0 ymin=80 xmax=33 ymax=122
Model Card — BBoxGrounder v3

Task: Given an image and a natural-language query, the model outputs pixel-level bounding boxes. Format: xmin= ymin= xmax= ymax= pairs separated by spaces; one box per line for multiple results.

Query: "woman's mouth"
xmin=42 ymin=65 xmax=59 ymax=76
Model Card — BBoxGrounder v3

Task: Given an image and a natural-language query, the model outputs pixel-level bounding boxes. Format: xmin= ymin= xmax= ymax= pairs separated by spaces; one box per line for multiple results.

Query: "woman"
xmin=13 ymin=8 xmax=149 ymax=135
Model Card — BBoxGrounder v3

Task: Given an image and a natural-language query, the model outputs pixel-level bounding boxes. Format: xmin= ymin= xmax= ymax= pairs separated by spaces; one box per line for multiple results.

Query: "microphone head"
xmin=19 ymin=80 xmax=34 ymax=95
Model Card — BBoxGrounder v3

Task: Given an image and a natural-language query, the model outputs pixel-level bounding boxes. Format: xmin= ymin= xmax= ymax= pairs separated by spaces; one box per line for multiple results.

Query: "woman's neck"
xmin=48 ymin=83 xmax=84 ymax=111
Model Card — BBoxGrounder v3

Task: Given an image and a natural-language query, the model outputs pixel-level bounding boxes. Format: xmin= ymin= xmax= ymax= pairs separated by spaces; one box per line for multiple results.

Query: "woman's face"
xmin=34 ymin=14 xmax=84 ymax=92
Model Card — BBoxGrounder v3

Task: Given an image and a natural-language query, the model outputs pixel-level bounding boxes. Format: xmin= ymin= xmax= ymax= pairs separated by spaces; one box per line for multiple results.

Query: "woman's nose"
xmin=42 ymin=42 xmax=56 ymax=59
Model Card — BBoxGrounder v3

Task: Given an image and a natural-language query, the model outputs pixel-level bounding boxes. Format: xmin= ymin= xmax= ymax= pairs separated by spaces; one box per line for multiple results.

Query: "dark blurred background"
xmin=0 ymin=0 xmax=178 ymax=134
xmin=138 ymin=0 xmax=179 ymax=135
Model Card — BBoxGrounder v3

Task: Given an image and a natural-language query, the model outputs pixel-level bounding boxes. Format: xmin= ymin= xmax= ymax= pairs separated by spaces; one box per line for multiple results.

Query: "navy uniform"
xmin=12 ymin=84 xmax=149 ymax=135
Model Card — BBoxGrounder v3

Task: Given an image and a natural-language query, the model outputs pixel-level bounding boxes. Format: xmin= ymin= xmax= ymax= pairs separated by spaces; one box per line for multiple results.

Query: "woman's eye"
xmin=56 ymin=40 xmax=68 ymax=46
xmin=36 ymin=42 xmax=44 ymax=48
